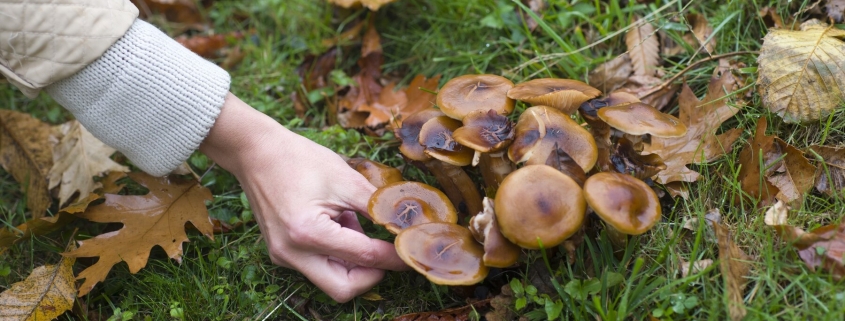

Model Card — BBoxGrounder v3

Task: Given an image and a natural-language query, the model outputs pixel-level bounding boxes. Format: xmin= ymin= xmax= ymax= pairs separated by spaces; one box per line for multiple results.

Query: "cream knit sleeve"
xmin=45 ymin=19 xmax=231 ymax=176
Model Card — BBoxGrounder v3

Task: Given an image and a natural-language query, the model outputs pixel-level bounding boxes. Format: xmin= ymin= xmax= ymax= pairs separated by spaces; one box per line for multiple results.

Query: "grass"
xmin=3 ymin=0 xmax=845 ymax=319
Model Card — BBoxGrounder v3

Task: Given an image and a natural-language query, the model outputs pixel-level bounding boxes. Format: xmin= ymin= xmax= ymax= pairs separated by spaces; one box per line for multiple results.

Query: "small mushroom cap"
xmin=508 ymin=106 xmax=598 ymax=172
xmin=597 ymin=102 xmax=687 ymax=137
xmin=508 ymin=78 xmax=602 ymax=114
xmin=436 ymin=74 xmax=515 ymax=120
xmin=368 ymin=181 xmax=458 ymax=234
xmin=347 ymin=158 xmax=403 ymax=188
xmin=419 ymin=116 xmax=474 ymax=166
xmin=495 ymin=165 xmax=586 ymax=249
xmin=396 ymin=108 xmax=445 ymax=161
xmin=453 ymin=109 xmax=515 ymax=153
xmin=469 ymin=197 xmax=521 ymax=268
xmin=579 ymin=92 xmax=641 ymax=120
xmin=395 ymin=222 xmax=489 ymax=285
xmin=583 ymin=172 xmax=661 ymax=235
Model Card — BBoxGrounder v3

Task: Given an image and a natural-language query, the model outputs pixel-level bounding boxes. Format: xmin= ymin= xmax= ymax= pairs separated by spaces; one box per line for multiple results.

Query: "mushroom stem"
xmin=479 ymin=151 xmax=515 ymax=190
xmin=603 ymin=224 xmax=629 ymax=249
xmin=426 ymin=160 xmax=483 ymax=221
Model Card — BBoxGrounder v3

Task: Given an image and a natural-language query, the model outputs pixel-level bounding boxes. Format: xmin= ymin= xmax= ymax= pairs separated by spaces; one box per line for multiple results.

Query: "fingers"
xmin=340 ymin=173 xmax=377 ymax=220
xmin=309 ymin=214 xmax=408 ymax=271
xmin=297 ymin=255 xmax=385 ymax=303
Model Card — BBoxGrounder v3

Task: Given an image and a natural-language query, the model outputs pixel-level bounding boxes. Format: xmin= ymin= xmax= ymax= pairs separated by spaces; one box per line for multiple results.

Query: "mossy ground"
xmin=3 ymin=0 xmax=845 ymax=320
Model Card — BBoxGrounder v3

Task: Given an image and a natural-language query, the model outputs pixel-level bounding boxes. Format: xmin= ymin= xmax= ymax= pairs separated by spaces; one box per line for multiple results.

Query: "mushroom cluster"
xmin=356 ymin=74 xmax=686 ymax=285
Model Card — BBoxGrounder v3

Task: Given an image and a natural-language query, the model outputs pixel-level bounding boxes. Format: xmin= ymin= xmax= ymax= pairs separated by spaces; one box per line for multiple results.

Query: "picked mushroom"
xmin=583 ymin=172 xmax=661 ymax=239
xmin=368 ymin=181 xmax=457 ymax=234
xmin=597 ymin=102 xmax=687 ymax=138
xmin=469 ymin=197 xmax=521 ymax=268
xmin=495 ymin=165 xmax=586 ymax=249
xmin=346 ymin=158 xmax=403 ymax=188
xmin=395 ymin=222 xmax=489 ymax=285
xmin=507 ymin=78 xmax=602 ymax=114
xmin=436 ymin=74 xmax=515 ymax=120
xmin=508 ymin=106 xmax=598 ymax=172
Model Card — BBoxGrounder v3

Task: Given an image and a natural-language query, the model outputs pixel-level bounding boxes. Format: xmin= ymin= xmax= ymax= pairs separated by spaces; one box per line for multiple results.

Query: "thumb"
xmin=342 ymin=173 xmax=378 ymax=220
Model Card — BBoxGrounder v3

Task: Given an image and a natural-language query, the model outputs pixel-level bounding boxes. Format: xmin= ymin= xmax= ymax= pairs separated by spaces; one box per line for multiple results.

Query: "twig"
xmin=640 ymin=50 xmax=759 ymax=99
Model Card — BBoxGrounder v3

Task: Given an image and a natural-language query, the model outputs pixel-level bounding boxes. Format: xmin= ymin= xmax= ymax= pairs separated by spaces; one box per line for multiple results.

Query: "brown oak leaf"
xmin=683 ymin=14 xmax=716 ymax=55
xmin=64 ymin=173 xmax=213 ymax=296
xmin=625 ymin=16 xmax=660 ymax=76
xmin=642 ymin=65 xmax=743 ymax=185
xmin=48 ymin=121 xmax=129 ymax=207
xmin=588 ymin=54 xmax=632 ymax=93
xmin=0 ymin=110 xmax=56 ymax=218
xmin=810 ymin=145 xmax=845 ymax=197
xmin=766 ymin=201 xmax=845 ymax=280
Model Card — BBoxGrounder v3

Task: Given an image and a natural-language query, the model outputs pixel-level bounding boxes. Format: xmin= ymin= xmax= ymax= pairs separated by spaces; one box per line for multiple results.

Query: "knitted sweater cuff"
xmin=45 ymin=19 xmax=231 ymax=176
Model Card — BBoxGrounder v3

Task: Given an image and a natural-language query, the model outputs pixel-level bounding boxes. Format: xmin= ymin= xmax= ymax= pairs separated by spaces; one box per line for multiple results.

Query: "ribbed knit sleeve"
xmin=45 ymin=19 xmax=231 ymax=176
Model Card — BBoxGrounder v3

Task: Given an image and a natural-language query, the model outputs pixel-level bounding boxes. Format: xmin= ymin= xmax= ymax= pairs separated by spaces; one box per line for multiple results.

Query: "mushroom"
xmin=436 ymin=74 xmax=515 ymax=120
xmin=507 ymin=78 xmax=602 ymax=114
xmin=346 ymin=158 xmax=403 ymax=188
xmin=368 ymin=181 xmax=457 ymax=234
xmin=597 ymin=102 xmax=687 ymax=138
xmin=469 ymin=197 xmax=521 ymax=268
xmin=495 ymin=165 xmax=586 ymax=249
xmin=453 ymin=109 xmax=516 ymax=188
xmin=544 ymin=143 xmax=587 ymax=186
xmin=508 ymin=106 xmax=598 ymax=172
xmin=395 ymin=108 xmax=445 ymax=162
xmin=419 ymin=116 xmax=474 ymax=166
xmin=608 ymin=137 xmax=666 ymax=180
xmin=579 ymin=92 xmax=641 ymax=173
xmin=583 ymin=172 xmax=661 ymax=244
xmin=395 ymin=222 xmax=488 ymax=285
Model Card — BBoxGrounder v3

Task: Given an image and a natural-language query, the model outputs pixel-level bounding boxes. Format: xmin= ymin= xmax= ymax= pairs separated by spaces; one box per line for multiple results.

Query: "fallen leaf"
xmin=175 ymin=31 xmax=244 ymax=58
xmin=48 ymin=121 xmax=129 ymax=207
xmin=395 ymin=74 xmax=441 ymax=126
xmin=809 ymin=145 xmax=845 ymax=197
xmin=517 ymin=0 xmax=547 ymax=32
xmin=485 ymin=285 xmax=516 ymax=321
xmin=357 ymin=82 xmax=409 ymax=128
xmin=294 ymin=47 xmax=340 ymax=118
xmin=0 ymin=248 xmax=76 ymax=320
xmin=393 ymin=299 xmax=491 ymax=321
xmin=327 ymin=0 xmax=397 ymax=11
xmin=64 ymin=173 xmax=214 ymax=296
xmin=683 ymin=14 xmax=716 ymax=55
xmin=758 ymin=7 xmax=794 ymax=30
xmin=0 ymin=110 xmax=56 ymax=218
xmin=642 ymin=64 xmax=743 ymax=185
xmin=608 ymin=137 xmax=666 ymax=180
xmin=619 ymin=75 xmax=679 ymax=111
xmin=711 ymin=221 xmax=751 ymax=321
xmin=588 ymin=54 xmax=632 ymax=93
xmin=737 ymin=118 xmax=816 ymax=206
xmin=679 ymin=259 xmax=713 ymax=278
xmin=765 ymin=201 xmax=845 ymax=280
xmin=757 ymin=19 xmax=845 ymax=123
xmin=625 ymin=17 xmax=660 ymax=76
xmin=321 ymin=20 xmax=365 ymax=48
xmin=131 ymin=0 xmax=205 ymax=25
xmin=828 ymin=0 xmax=845 ymax=22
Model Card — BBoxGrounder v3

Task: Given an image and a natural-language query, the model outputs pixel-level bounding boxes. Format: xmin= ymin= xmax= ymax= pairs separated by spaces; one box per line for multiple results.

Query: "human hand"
xmin=199 ymin=93 xmax=408 ymax=302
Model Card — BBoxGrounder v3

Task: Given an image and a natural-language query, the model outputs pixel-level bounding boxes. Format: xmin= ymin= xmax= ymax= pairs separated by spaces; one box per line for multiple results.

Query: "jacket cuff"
xmin=45 ymin=19 xmax=231 ymax=176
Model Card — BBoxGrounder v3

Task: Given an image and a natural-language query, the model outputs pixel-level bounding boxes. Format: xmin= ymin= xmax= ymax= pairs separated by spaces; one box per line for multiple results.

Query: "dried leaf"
xmin=396 ymin=74 xmax=441 ymax=126
xmin=588 ymin=54 xmax=632 ymax=93
xmin=608 ymin=137 xmax=666 ymax=180
xmin=64 ymin=173 xmax=214 ymax=296
xmin=828 ymin=0 xmax=845 ymax=22
xmin=737 ymin=118 xmax=816 ymax=206
xmin=48 ymin=121 xmax=129 ymax=207
xmin=517 ymin=0 xmax=546 ymax=32
xmin=131 ymin=0 xmax=205 ymax=25
xmin=766 ymin=202 xmax=845 ymax=280
xmin=393 ymin=299 xmax=491 ymax=321
xmin=294 ymin=47 xmax=340 ymax=118
xmin=809 ymin=145 xmax=845 ymax=197
xmin=642 ymin=65 xmax=743 ymax=185
xmin=327 ymin=0 xmax=396 ymax=11
xmin=0 ymin=110 xmax=56 ymax=218
xmin=175 ymin=31 xmax=244 ymax=58
xmin=618 ymin=75 xmax=678 ymax=111
xmin=625 ymin=17 xmax=660 ymax=76
xmin=712 ymin=222 xmax=750 ymax=321
xmin=758 ymin=7 xmax=793 ymax=29
xmin=321 ymin=20 xmax=365 ymax=48
xmin=357 ymin=82 xmax=409 ymax=128
xmin=683 ymin=14 xmax=716 ymax=55
xmin=757 ymin=20 xmax=845 ymax=123
xmin=0 ymin=249 xmax=76 ymax=320
xmin=679 ymin=259 xmax=713 ymax=278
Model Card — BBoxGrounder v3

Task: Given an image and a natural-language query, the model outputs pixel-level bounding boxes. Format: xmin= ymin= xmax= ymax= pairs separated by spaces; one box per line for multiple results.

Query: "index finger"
xmin=311 ymin=213 xmax=408 ymax=271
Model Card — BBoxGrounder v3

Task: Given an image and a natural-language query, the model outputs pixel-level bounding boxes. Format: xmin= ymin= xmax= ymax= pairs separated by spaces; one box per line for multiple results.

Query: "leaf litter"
xmin=0 ymin=243 xmax=77 ymax=320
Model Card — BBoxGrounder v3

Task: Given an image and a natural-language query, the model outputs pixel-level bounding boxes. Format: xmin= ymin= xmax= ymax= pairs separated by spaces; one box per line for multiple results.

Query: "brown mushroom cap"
xmin=419 ymin=116 xmax=474 ymax=166
xmin=395 ymin=222 xmax=489 ymax=285
xmin=583 ymin=172 xmax=661 ymax=235
xmin=453 ymin=109 xmax=515 ymax=153
xmin=507 ymin=78 xmax=602 ymax=114
xmin=347 ymin=158 xmax=403 ymax=188
xmin=436 ymin=74 xmax=515 ymax=120
xmin=508 ymin=106 xmax=598 ymax=172
xmin=579 ymin=92 xmax=641 ymax=121
xmin=597 ymin=102 xmax=687 ymax=137
xmin=469 ymin=197 xmax=521 ymax=268
xmin=368 ymin=181 xmax=458 ymax=234
xmin=395 ymin=108 xmax=445 ymax=161
xmin=495 ymin=165 xmax=586 ymax=249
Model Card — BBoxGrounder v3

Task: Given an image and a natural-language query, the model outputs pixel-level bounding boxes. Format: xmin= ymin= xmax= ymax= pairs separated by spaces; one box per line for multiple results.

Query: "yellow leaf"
xmin=757 ymin=20 xmax=845 ymax=123
xmin=0 ymin=110 xmax=56 ymax=218
xmin=359 ymin=291 xmax=383 ymax=301
xmin=0 ymin=252 xmax=76 ymax=320
xmin=64 ymin=173 xmax=214 ymax=296
xmin=48 ymin=121 xmax=129 ymax=206
xmin=625 ymin=17 xmax=660 ymax=76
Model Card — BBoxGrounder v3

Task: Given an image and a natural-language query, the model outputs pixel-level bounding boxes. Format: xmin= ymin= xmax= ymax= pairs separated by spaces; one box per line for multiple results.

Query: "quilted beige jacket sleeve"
xmin=0 ymin=0 xmax=139 ymax=98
